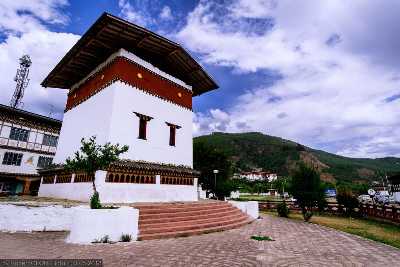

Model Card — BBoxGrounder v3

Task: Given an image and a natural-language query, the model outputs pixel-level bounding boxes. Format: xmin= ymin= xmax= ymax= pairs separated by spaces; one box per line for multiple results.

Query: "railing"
xmin=106 ymin=171 xmax=156 ymax=184
xmin=55 ymin=174 xmax=72 ymax=183
xmin=41 ymin=171 xmax=195 ymax=186
xmin=42 ymin=175 xmax=55 ymax=184
xmin=259 ymin=200 xmax=400 ymax=224
xmin=74 ymin=173 xmax=94 ymax=183
xmin=359 ymin=204 xmax=400 ymax=224
xmin=258 ymin=201 xmax=340 ymax=213
xmin=161 ymin=176 xmax=194 ymax=185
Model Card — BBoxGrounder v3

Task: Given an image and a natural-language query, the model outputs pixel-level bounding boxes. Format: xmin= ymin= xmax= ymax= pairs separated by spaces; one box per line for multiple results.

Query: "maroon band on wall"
xmin=65 ymin=57 xmax=193 ymax=112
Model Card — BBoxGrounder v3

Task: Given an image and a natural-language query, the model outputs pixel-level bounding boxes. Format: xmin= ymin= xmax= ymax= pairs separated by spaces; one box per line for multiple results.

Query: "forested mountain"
xmin=194 ymin=132 xmax=400 ymax=184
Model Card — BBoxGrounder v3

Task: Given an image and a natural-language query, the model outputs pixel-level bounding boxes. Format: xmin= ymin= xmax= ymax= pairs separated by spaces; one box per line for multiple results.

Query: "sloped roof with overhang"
xmin=41 ymin=12 xmax=218 ymax=96
xmin=38 ymin=160 xmax=200 ymax=176
xmin=0 ymin=103 xmax=62 ymax=130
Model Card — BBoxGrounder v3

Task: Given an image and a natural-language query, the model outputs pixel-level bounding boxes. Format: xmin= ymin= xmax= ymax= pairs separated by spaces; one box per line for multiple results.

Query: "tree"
xmin=288 ymin=163 xmax=325 ymax=221
xmin=193 ymin=141 xmax=233 ymax=199
xmin=253 ymin=181 xmax=267 ymax=194
xmin=65 ymin=136 xmax=129 ymax=207
xmin=273 ymin=176 xmax=290 ymax=195
xmin=336 ymin=185 xmax=359 ymax=216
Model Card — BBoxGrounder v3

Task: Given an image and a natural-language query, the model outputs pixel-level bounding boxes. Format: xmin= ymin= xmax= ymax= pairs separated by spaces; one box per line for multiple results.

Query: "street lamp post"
xmin=213 ymin=169 xmax=219 ymax=198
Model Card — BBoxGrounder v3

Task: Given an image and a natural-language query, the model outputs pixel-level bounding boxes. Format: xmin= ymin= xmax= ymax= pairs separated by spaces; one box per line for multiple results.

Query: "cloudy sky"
xmin=0 ymin=0 xmax=399 ymax=158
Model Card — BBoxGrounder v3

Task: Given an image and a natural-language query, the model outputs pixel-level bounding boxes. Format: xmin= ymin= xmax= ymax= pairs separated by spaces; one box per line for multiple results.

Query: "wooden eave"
xmin=41 ymin=12 xmax=218 ymax=96
xmin=0 ymin=104 xmax=62 ymax=130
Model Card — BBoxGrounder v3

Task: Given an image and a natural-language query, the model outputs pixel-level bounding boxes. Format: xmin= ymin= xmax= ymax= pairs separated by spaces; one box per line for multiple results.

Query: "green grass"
xmin=265 ymin=211 xmax=400 ymax=249
xmin=233 ymin=194 xmax=283 ymax=201
xmin=251 ymin=235 xmax=274 ymax=241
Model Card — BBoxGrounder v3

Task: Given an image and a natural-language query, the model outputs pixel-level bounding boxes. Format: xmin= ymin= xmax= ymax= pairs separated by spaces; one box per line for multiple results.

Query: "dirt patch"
xmin=0 ymin=196 xmax=86 ymax=207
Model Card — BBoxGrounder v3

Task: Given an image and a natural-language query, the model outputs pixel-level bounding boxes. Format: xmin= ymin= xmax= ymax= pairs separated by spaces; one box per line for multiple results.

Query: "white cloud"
xmin=179 ymin=0 xmax=400 ymax=158
xmin=159 ymin=6 xmax=172 ymax=20
xmin=0 ymin=0 xmax=80 ymax=119
xmin=118 ymin=0 xmax=154 ymax=27
xmin=0 ymin=0 xmax=69 ymax=34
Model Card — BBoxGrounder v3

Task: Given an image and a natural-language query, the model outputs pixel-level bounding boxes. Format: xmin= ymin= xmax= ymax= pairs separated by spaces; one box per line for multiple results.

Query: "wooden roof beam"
xmin=136 ymin=34 xmax=150 ymax=48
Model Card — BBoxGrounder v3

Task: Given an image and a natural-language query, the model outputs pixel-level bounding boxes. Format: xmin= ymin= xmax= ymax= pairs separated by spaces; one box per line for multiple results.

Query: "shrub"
xmin=92 ymin=235 xmax=110 ymax=244
xmin=120 ymin=234 xmax=132 ymax=242
xmin=303 ymin=211 xmax=313 ymax=222
xmin=100 ymin=235 xmax=110 ymax=243
xmin=90 ymin=191 xmax=102 ymax=209
xmin=277 ymin=201 xmax=290 ymax=217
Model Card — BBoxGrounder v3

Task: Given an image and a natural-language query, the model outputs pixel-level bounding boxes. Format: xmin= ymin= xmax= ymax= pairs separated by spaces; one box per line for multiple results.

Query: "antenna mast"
xmin=10 ymin=55 xmax=32 ymax=109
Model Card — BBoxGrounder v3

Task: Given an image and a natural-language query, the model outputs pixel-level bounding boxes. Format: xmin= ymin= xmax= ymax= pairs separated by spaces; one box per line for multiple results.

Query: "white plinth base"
xmin=39 ymin=183 xmax=198 ymax=203
xmin=0 ymin=204 xmax=76 ymax=232
xmin=0 ymin=204 xmax=139 ymax=244
xmin=39 ymin=171 xmax=199 ymax=203
xmin=229 ymin=201 xmax=259 ymax=219
xmin=66 ymin=206 xmax=139 ymax=244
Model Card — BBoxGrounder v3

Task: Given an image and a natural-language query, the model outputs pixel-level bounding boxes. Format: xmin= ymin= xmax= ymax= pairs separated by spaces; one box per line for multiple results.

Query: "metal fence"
xmin=259 ymin=200 xmax=400 ymax=224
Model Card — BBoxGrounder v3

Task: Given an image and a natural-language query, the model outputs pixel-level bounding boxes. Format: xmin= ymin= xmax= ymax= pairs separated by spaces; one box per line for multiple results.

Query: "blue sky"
xmin=0 ymin=0 xmax=400 ymax=159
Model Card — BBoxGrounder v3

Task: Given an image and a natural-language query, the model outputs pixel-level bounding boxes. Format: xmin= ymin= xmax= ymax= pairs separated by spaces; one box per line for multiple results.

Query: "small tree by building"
xmin=65 ymin=136 xmax=128 ymax=208
xmin=288 ymin=163 xmax=325 ymax=221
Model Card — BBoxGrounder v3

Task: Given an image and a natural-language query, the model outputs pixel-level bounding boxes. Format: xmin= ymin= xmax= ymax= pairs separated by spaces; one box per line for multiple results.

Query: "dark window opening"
xmin=134 ymin=112 xmax=153 ymax=140
xmin=138 ymin=118 xmax=147 ymax=140
xmin=2 ymin=152 xmax=23 ymax=166
xmin=9 ymin=127 xmax=29 ymax=142
xmin=169 ymin=126 xmax=176 ymax=146
xmin=42 ymin=134 xmax=58 ymax=147
xmin=37 ymin=156 xmax=53 ymax=168
xmin=166 ymin=122 xmax=181 ymax=146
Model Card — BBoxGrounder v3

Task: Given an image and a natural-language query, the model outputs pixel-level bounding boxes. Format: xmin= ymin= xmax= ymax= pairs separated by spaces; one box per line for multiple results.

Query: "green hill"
xmin=194 ymin=132 xmax=400 ymax=183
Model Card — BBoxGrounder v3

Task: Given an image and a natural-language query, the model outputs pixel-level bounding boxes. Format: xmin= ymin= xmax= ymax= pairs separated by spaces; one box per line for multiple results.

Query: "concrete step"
xmin=138 ymin=206 xmax=235 ymax=220
xmin=138 ymin=218 xmax=253 ymax=241
xmin=136 ymin=203 xmax=232 ymax=215
xmin=140 ymin=214 xmax=249 ymax=232
xmin=136 ymin=201 xmax=253 ymax=240
xmin=132 ymin=201 xmax=228 ymax=210
xmin=139 ymin=209 xmax=243 ymax=225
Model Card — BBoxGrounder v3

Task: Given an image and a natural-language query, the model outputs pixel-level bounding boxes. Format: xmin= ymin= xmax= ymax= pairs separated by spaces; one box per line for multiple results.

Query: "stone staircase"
xmin=132 ymin=201 xmax=253 ymax=240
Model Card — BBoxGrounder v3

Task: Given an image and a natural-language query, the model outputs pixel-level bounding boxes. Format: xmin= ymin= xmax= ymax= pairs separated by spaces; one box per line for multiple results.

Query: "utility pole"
xmin=10 ymin=55 xmax=32 ymax=109
xmin=213 ymin=169 xmax=219 ymax=198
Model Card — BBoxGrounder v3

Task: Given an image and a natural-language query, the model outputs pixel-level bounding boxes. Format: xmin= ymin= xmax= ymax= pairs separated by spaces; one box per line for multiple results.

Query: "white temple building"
xmin=38 ymin=13 xmax=218 ymax=203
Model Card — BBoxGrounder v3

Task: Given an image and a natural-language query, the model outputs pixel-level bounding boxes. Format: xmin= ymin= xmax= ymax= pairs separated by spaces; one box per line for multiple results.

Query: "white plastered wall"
xmin=54 ymin=81 xmax=193 ymax=167
xmin=53 ymin=84 xmax=116 ymax=163
xmin=109 ymin=81 xmax=193 ymax=167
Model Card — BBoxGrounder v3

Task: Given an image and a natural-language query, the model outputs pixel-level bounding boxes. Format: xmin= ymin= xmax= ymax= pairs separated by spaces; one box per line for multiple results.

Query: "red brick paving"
xmin=0 ymin=215 xmax=398 ymax=266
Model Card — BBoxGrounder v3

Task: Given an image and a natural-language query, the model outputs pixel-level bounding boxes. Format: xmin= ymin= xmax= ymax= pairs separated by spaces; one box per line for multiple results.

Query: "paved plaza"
xmin=0 ymin=215 xmax=399 ymax=266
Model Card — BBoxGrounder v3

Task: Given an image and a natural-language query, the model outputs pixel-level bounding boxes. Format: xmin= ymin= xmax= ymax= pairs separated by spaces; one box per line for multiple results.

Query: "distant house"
xmin=371 ymin=181 xmax=389 ymax=195
xmin=237 ymin=170 xmax=278 ymax=182
xmin=389 ymin=174 xmax=400 ymax=191
xmin=0 ymin=104 xmax=61 ymax=195
xmin=389 ymin=174 xmax=400 ymax=202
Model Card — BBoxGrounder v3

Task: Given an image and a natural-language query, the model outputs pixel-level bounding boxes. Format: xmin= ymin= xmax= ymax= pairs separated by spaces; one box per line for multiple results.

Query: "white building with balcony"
xmin=0 ymin=104 xmax=61 ymax=195
xmin=239 ymin=171 xmax=278 ymax=182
